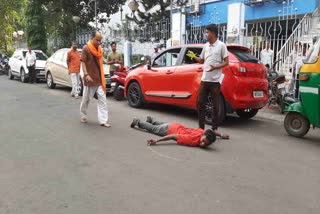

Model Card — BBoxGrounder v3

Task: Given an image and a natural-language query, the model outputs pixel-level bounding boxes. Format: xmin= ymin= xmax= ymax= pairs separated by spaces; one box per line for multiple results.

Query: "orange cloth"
xmin=67 ymin=49 xmax=81 ymax=73
xmin=86 ymin=41 xmax=106 ymax=92
xmin=167 ymin=123 xmax=205 ymax=146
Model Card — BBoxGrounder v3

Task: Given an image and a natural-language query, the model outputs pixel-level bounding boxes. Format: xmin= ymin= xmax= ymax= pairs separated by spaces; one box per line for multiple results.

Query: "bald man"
xmin=80 ymin=31 xmax=111 ymax=127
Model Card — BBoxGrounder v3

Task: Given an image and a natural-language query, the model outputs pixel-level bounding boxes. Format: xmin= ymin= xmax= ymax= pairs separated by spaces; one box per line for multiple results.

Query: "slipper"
xmin=100 ymin=123 xmax=111 ymax=128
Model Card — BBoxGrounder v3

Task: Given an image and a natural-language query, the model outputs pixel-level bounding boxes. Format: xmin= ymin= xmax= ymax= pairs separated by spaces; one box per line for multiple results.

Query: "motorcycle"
xmin=0 ymin=56 xmax=10 ymax=75
xmin=267 ymin=60 xmax=287 ymax=112
xmin=110 ymin=57 xmax=147 ymax=101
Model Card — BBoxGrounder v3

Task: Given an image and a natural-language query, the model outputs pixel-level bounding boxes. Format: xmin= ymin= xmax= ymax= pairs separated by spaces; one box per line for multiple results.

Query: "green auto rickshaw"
xmin=284 ymin=37 xmax=320 ymax=137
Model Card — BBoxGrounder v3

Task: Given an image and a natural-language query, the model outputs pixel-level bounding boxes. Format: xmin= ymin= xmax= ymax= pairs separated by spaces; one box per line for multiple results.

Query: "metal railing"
xmin=276 ymin=7 xmax=320 ymax=77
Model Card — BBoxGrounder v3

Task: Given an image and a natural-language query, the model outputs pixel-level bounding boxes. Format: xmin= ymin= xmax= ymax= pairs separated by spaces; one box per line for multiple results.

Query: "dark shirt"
xmin=81 ymin=45 xmax=101 ymax=87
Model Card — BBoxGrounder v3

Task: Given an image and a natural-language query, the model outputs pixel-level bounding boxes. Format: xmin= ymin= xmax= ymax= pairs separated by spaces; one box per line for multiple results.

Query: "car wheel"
xmin=46 ymin=71 xmax=56 ymax=89
xmin=20 ymin=68 xmax=28 ymax=83
xmin=127 ymin=82 xmax=144 ymax=108
xmin=113 ymin=84 xmax=125 ymax=101
xmin=284 ymin=112 xmax=310 ymax=138
xmin=204 ymin=95 xmax=225 ymax=125
xmin=78 ymin=78 xmax=83 ymax=96
xmin=236 ymin=108 xmax=259 ymax=119
xmin=8 ymin=68 xmax=14 ymax=80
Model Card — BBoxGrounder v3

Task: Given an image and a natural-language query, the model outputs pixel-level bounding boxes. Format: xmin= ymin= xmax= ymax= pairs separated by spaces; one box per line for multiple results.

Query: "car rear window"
xmin=228 ymin=49 xmax=258 ymax=63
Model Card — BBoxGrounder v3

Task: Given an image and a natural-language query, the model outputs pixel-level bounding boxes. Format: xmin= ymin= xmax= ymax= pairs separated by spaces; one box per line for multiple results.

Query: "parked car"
xmin=45 ymin=48 xmax=112 ymax=94
xmin=8 ymin=49 xmax=48 ymax=82
xmin=124 ymin=44 xmax=268 ymax=124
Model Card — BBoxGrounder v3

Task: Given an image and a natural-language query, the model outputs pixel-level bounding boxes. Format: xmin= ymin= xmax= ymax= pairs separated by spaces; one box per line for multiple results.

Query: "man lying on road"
xmin=130 ymin=116 xmax=230 ymax=148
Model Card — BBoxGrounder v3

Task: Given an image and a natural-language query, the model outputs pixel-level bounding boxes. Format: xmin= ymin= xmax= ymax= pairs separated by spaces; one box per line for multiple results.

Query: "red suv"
xmin=124 ymin=44 xmax=268 ymax=124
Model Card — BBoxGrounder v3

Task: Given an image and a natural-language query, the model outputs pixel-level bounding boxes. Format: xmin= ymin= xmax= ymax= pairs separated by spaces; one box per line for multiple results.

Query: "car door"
xmin=170 ymin=46 xmax=203 ymax=107
xmin=51 ymin=49 xmax=66 ymax=85
xmin=61 ymin=50 xmax=71 ymax=86
xmin=9 ymin=51 xmax=18 ymax=74
xmin=11 ymin=51 xmax=21 ymax=74
xmin=143 ymin=48 xmax=181 ymax=103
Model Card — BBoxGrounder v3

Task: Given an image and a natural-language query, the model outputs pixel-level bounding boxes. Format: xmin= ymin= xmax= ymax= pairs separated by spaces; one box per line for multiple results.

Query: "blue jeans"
xmin=137 ymin=119 xmax=169 ymax=136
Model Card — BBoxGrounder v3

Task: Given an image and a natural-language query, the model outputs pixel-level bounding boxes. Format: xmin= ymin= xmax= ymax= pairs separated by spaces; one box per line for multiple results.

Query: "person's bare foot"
xmin=80 ymin=116 xmax=88 ymax=123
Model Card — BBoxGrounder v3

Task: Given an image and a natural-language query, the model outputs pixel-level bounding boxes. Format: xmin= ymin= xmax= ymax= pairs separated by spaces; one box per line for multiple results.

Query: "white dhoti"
xmin=80 ymin=85 xmax=109 ymax=124
xmin=70 ymin=73 xmax=80 ymax=97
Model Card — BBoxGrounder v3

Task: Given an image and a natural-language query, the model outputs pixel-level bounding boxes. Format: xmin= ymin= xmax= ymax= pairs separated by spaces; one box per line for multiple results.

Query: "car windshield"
xmin=229 ymin=49 xmax=259 ymax=63
xmin=23 ymin=51 xmax=48 ymax=60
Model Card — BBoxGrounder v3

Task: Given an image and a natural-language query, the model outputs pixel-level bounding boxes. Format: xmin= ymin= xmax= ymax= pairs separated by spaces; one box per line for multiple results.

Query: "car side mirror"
xmin=147 ymin=64 xmax=151 ymax=70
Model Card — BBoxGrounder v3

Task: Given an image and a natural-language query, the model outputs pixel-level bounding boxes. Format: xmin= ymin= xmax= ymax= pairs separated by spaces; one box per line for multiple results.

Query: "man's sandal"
xmin=100 ymin=123 xmax=111 ymax=128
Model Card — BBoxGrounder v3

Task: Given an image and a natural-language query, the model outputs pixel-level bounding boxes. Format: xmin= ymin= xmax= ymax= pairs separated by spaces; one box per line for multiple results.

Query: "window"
xmin=229 ymin=48 xmax=259 ymax=63
xmin=35 ymin=52 xmax=48 ymax=60
xmin=53 ymin=50 xmax=64 ymax=61
xmin=153 ymin=48 xmax=181 ymax=67
xmin=183 ymin=47 xmax=202 ymax=64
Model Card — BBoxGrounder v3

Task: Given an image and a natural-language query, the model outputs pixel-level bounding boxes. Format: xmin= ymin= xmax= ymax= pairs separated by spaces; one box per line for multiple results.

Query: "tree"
xmin=39 ymin=0 xmax=126 ymax=49
xmin=26 ymin=0 xmax=47 ymax=52
xmin=129 ymin=0 xmax=188 ymax=24
xmin=0 ymin=0 xmax=27 ymax=54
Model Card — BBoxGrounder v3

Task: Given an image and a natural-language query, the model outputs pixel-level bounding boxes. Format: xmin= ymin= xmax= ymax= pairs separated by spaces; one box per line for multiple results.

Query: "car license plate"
xmin=253 ymin=91 xmax=263 ymax=98
xmin=277 ymin=83 xmax=285 ymax=89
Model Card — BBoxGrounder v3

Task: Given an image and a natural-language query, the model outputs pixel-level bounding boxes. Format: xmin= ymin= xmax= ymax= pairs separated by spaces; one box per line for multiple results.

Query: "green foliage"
xmin=26 ymin=0 xmax=47 ymax=52
xmin=0 ymin=0 xmax=27 ymax=52
xmin=131 ymin=0 xmax=188 ymax=23
xmin=38 ymin=0 xmax=126 ymax=50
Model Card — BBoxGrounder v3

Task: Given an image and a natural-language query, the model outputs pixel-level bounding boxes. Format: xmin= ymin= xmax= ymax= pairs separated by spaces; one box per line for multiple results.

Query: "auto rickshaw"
xmin=284 ymin=37 xmax=320 ymax=137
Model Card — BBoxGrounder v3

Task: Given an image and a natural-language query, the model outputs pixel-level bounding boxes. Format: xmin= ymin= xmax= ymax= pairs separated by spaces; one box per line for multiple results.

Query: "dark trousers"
xmin=198 ymin=81 xmax=221 ymax=130
xmin=28 ymin=65 xmax=36 ymax=83
xmin=137 ymin=119 xmax=169 ymax=137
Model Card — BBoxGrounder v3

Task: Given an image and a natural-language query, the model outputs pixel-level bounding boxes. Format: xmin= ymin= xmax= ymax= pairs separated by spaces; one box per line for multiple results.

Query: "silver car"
xmin=45 ymin=48 xmax=112 ymax=94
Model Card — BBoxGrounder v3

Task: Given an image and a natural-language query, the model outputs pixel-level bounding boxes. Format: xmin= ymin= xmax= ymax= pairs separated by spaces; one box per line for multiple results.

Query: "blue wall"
xmin=186 ymin=0 xmax=318 ymax=26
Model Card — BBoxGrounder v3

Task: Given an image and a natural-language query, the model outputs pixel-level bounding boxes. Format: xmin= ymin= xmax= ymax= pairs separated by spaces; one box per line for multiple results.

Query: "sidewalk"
xmin=256 ymin=105 xmax=286 ymax=122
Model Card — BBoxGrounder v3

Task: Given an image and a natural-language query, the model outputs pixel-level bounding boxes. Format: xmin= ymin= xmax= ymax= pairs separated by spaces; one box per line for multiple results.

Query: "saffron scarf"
xmin=87 ymin=40 xmax=106 ymax=92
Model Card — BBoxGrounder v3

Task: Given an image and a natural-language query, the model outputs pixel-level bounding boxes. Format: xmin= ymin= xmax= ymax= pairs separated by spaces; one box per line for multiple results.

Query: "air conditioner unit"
xmin=190 ymin=2 xmax=200 ymax=14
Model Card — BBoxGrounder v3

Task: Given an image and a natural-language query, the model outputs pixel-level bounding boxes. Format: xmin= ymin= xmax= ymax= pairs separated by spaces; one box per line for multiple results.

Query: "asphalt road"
xmin=0 ymin=75 xmax=320 ymax=214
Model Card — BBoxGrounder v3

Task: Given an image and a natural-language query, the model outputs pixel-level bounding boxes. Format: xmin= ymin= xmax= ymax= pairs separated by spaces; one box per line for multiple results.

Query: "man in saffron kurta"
xmin=80 ymin=31 xmax=111 ymax=127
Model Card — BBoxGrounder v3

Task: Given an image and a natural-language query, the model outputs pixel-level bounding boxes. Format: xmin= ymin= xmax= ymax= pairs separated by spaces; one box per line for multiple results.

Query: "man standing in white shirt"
xmin=260 ymin=41 xmax=274 ymax=67
xmin=26 ymin=47 xmax=37 ymax=83
xmin=189 ymin=24 xmax=229 ymax=135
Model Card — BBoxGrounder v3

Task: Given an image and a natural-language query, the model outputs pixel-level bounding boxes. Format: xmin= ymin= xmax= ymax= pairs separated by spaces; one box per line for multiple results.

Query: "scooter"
xmin=267 ymin=60 xmax=287 ymax=112
xmin=0 ymin=56 xmax=10 ymax=75
xmin=110 ymin=64 xmax=128 ymax=101
xmin=110 ymin=57 xmax=147 ymax=101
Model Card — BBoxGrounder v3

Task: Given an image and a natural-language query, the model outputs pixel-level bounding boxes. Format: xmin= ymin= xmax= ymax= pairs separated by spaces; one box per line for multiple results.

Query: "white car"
xmin=45 ymin=48 xmax=112 ymax=95
xmin=8 ymin=49 xmax=48 ymax=82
